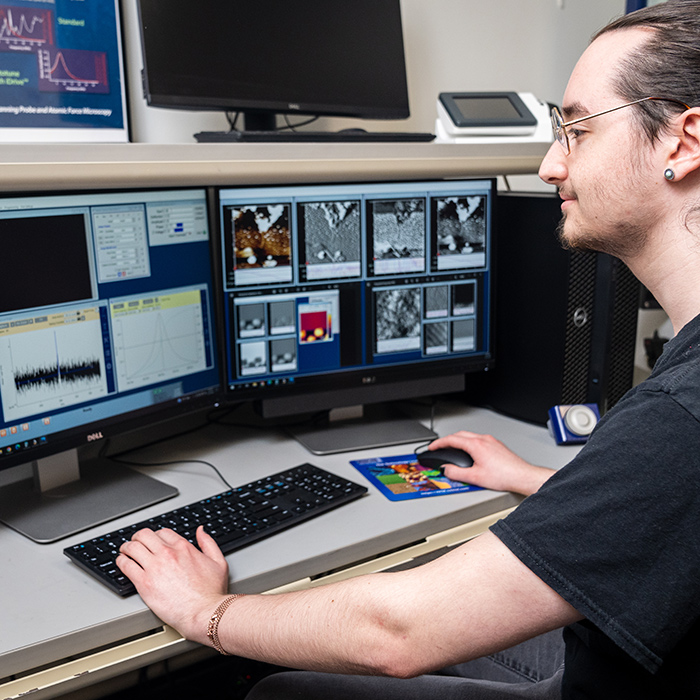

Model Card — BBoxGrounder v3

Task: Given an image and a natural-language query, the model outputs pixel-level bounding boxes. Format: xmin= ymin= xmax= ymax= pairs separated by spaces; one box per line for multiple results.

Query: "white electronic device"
xmin=547 ymin=403 xmax=601 ymax=445
xmin=435 ymin=91 xmax=553 ymax=145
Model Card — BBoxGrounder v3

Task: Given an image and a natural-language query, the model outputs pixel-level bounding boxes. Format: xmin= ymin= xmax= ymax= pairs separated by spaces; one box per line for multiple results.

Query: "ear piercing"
xmin=664 ymin=168 xmax=675 ymax=181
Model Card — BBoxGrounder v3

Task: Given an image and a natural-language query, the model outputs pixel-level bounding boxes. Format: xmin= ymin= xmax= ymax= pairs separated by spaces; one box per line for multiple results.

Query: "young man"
xmin=117 ymin=3 xmax=700 ymax=697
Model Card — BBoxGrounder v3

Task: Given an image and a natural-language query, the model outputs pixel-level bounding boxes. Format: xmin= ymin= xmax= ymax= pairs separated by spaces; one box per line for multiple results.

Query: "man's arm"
xmin=429 ymin=431 xmax=556 ymax=496
xmin=118 ymin=526 xmax=582 ymax=678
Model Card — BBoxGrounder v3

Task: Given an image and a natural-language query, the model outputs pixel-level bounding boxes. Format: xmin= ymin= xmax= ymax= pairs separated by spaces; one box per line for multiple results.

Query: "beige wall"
xmin=121 ymin=0 xmax=626 ymax=144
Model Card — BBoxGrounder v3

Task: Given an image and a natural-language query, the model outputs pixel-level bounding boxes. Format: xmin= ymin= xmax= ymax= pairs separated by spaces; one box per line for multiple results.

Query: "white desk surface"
xmin=0 ymin=403 xmax=580 ymax=684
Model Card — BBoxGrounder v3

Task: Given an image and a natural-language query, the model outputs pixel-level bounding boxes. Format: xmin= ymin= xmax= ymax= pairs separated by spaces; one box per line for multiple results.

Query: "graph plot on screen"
xmin=110 ymin=288 xmax=210 ymax=391
xmin=0 ymin=307 xmax=109 ymax=423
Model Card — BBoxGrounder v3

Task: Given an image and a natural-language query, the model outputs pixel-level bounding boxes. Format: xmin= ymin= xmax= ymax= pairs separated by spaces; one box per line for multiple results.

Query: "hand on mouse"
xmin=428 ymin=432 xmax=555 ymax=496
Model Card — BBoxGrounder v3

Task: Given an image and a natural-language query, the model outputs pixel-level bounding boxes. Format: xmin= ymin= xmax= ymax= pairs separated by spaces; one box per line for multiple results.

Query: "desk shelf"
xmin=0 ymin=141 xmax=548 ymax=192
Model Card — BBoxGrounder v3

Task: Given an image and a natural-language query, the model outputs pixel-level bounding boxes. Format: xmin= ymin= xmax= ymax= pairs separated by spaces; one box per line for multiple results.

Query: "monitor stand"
xmin=288 ymin=404 xmax=437 ymax=455
xmin=0 ymin=449 xmax=178 ymax=543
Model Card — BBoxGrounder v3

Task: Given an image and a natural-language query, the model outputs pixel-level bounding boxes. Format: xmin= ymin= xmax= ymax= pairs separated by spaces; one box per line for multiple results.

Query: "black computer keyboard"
xmin=194 ymin=129 xmax=436 ymax=143
xmin=64 ymin=463 xmax=368 ymax=596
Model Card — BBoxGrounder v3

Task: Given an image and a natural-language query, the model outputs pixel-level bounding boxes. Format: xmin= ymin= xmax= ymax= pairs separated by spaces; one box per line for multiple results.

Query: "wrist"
xmin=206 ymin=594 xmax=245 ymax=654
xmin=519 ymin=465 xmax=555 ymax=496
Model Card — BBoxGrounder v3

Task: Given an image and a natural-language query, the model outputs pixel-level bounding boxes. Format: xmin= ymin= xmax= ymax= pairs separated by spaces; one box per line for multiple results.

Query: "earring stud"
xmin=664 ymin=168 xmax=675 ymax=181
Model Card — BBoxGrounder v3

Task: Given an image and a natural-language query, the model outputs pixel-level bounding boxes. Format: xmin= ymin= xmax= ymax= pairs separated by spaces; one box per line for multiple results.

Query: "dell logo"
xmin=87 ymin=431 xmax=104 ymax=442
xmin=573 ymin=307 xmax=589 ymax=328
xmin=362 ymin=376 xmax=377 ymax=385
xmin=288 ymin=103 xmax=301 ymax=110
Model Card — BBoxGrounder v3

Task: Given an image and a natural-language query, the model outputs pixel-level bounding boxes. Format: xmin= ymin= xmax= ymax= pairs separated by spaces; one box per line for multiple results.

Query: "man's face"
xmin=539 ymin=29 xmax=666 ymax=260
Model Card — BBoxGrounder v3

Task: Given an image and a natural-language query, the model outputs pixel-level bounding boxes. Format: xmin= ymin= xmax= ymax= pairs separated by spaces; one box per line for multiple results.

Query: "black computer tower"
xmin=479 ymin=191 xmax=640 ymax=425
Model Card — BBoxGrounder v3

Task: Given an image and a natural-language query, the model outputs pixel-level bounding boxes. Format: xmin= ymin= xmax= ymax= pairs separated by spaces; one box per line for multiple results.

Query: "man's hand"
xmin=117 ymin=526 xmax=230 ymax=645
xmin=427 ymin=431 xmax=555 ymax=496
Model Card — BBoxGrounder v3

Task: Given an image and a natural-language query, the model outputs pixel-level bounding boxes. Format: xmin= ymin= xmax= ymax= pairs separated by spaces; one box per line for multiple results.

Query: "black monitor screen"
xmin=0 ymin=188 xmax=220 ymax=470
xmin=216 ymin=179 xmax=494 ymax=416
xmin=136 ymin=0 xmax=410 ymax=121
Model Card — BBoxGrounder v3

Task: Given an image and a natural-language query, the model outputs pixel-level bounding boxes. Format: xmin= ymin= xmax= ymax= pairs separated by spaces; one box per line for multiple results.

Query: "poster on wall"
xmin=0 ymin=0 xmax=128 ymax=142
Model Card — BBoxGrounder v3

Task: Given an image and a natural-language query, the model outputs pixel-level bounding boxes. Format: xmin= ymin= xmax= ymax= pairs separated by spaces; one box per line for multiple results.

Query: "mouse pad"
xmin=350 ymin=453 xmax=482 ymax=501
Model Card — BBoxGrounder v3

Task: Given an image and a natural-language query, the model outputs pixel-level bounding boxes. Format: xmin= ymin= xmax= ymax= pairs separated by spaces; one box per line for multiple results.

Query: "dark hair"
xmin=595 ymin=0 xmax=700 ymax=142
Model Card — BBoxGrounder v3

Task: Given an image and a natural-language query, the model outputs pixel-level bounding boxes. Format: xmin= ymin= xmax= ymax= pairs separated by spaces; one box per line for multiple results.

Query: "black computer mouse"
xmin=415 ymin=446 xmax=474 ymax=471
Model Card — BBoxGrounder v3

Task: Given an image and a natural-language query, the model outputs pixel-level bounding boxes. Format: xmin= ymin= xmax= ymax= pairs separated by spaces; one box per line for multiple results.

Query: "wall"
xmin=120 ymin=0 xmax=626 ymax=144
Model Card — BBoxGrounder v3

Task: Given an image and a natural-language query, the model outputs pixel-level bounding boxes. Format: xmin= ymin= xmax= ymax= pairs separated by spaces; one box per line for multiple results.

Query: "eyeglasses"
xmin=551 ymin=96 xmax=690 ymax=154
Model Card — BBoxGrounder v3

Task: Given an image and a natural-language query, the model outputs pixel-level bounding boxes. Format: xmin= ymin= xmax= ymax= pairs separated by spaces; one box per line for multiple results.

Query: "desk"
xmin=0 ymin=402 xmax=580 ymax=700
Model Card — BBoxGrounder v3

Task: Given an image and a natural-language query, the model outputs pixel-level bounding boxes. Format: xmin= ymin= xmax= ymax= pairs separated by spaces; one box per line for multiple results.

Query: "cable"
xmin=110 ymin=454 xmax=233 ymax=491
xmin=97 ymin=407 xmax=235 ymax=490
xmin=225 ymin=111 xmax=241 ymax=131
xmin=222 ymin=111 xmax=320 ymax=134
xmin=280 ymin=114 xmax=320 ymax=132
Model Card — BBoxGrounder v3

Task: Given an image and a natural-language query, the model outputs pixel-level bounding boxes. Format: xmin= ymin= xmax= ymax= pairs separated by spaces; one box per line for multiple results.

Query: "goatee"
xmin=556 ymin=213 xmax=648 ymax=260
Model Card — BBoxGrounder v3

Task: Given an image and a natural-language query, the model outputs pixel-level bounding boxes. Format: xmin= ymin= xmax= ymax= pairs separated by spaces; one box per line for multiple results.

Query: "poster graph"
xmin=38 ymin=47 xmax=108 ymax=94
xmin=0 ymin=6 xmax=54 ymax=50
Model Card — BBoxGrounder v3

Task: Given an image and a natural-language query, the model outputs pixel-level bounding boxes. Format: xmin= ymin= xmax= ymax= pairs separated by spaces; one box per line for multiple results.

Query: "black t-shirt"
xmin=491 ymin=313 xmax=700 ymax=698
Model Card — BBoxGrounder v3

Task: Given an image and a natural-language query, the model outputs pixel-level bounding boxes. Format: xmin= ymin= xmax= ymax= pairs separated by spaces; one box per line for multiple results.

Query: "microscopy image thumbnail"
xmin=452 ymin=318 xmax=476 ymax=352
xmin=370 ymin=198 xmax=425 ymax=261
xmin=233 ymin=204 xmax=291 ymax=270
xmin=301 ymin=201 xmax=361 ymax=277
xmin=424 ymin=285 xmax=449 ymax=319
xmin=270 ymin=338 xmax=297 ymax=372
xmin=239 ymin=341 xmax=267 ymax=376
xmin=435 ymin=196 xmax=486 ymax=257
xmin=452 ymin=283 xmax=476 ymax=316
xmin=424 ymin=322 xmax=448 ymax=355
xmin=237 ymin=303 xmax=266 ymax=338
xmin=269 ymin=300 xmax=296 ymax=335
xmin=375 ymin=287 xmax=421 ymax=353
xmin=299 ymin=304 xmax=332 ymax=343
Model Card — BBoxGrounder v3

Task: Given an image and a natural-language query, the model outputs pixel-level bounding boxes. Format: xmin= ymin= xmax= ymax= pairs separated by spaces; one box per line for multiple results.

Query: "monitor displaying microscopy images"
xmin=216 ymin=180 xmax=494 ymax=404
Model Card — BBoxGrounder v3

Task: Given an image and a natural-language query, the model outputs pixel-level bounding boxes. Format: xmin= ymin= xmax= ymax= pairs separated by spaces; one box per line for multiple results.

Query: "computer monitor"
xmin=0 ymin=188 xmax=220 ymax=542
xmin=216 ymin=179 xmax=495 ymax=453
xmin=136 ymin=0 xmax=410 ymax=133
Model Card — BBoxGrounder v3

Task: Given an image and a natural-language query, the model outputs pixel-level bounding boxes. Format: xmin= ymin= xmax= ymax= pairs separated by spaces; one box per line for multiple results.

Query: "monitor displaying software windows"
xmin=0 ymin=187 xmax=220 ymax=541
xmin=216 ymin=179 xmax=495 ymax=449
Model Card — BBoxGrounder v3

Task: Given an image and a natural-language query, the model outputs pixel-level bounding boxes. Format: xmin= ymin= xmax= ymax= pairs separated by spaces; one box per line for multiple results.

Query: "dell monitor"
xmin=215 ymin=178 xmax=495 ymax=453
xmin=136 ymin=0 xmax=410 ymax=135
xmin=0 ymin=188 xmax=220 ymax=542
